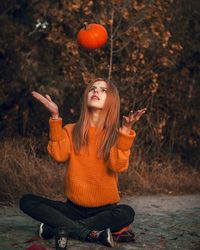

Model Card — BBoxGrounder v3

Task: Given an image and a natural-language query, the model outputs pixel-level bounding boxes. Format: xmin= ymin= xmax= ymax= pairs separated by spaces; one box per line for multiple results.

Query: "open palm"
xmin=122 ymin=108 xmax=147 ymax=128
xmin=32 ymin=91 xmax=59 ymax=118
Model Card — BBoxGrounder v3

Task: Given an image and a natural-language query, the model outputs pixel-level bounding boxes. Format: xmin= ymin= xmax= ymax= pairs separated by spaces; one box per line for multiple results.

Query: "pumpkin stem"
xmin=83 ymin=22 xmax=88 ymax=30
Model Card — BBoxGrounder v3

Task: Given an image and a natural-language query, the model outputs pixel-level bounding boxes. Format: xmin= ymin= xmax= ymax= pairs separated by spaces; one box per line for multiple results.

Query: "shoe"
xmin=112 ymin=229 xmax=135 ymax=243
xmin=86 ymin=228 xmax=115 ymax=247
xmin=39 ymin=223 xmax=54 ymax=240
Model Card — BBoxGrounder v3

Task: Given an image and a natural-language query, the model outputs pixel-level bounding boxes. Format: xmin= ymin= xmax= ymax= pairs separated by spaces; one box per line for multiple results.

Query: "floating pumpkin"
xmin=77 ymin=22 xmax=108 ymax=50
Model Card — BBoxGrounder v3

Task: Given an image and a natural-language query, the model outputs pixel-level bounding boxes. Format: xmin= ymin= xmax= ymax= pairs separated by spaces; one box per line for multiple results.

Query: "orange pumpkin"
xmin=77 ymin=23 xmax=108 ymax=50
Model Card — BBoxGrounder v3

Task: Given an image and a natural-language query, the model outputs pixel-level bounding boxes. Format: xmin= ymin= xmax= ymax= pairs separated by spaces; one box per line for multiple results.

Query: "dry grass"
xmin=119 ymin=155 xmax=200 ymax=195
xmin=0 ymin=137 xmax=65 ymax=203
xmin=0 ymin=138 xmax=200 ymax=203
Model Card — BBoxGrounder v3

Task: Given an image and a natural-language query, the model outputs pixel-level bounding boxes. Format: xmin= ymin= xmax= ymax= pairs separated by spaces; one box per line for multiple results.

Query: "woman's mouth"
xmin=91 ymin=95 xmax=100 ymax=100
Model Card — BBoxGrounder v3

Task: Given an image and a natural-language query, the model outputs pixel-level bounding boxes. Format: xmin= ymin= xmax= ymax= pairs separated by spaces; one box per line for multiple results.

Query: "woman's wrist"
xmin=51 ymin=114 xmax=60 ymax=119
xmin=120 ymin=125 xmax=131 ymax=135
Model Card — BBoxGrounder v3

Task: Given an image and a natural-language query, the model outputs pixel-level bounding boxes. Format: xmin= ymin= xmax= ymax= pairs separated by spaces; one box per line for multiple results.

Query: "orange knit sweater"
xmin=47 ymin=118 xmax=136 ymax=207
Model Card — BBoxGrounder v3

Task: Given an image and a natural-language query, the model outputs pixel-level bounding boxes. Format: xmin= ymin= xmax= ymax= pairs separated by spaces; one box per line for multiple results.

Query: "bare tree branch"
xmin=108 ymin=9 xmax=114 ymax=81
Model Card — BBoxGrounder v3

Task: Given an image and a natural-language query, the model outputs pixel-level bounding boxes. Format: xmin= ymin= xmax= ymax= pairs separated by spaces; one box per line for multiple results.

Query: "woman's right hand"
xmin=32 ymin=91 xmax=59 ymax=119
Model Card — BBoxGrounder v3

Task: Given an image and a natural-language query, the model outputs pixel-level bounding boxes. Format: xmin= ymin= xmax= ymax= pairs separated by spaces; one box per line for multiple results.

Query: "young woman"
xmin=20 ymin=78 xmax=146 ymax=247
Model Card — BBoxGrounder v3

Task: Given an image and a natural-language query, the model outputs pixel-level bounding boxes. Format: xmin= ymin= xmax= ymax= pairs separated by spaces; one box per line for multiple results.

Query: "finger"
xmin=129 ymin=111 xmax=139 ymax=119
xmin=134 ymin=111 xmax=146 ymax=120
xmin=32 ymin=91 xmax=44 ymax=99
xmin=45 ymin=94 xmax=53 ymax=102
xmin=32 ymin=91 xmax=39 ymax=98
xmin=133 ymin=108 xmax=146 ymax=117
xmin=32 ymin=91 xmax=48 ymax=105
xmin=123 ymin=116 xmax=133 ymax=125
xmin=140 ymin=108 xmax=147 ymax=112
xmin=137 ymin=109 xmax=146 ymax=115
xmin=131 ymin=108 xmax=147 ymax=114
xmin=122 ymin=116 xmax=129 ymax=122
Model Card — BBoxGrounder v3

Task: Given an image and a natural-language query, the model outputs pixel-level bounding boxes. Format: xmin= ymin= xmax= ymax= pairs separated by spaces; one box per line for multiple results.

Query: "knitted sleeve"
xmin=47 ymin=118 xmax=71 ymax=162
xmin=108 ymin=129 xmax=136 ymax=173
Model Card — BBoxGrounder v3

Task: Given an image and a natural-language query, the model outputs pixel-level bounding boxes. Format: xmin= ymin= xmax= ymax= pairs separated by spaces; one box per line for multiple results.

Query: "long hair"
xmin=72 ymin=78 xmax=120 ymax=161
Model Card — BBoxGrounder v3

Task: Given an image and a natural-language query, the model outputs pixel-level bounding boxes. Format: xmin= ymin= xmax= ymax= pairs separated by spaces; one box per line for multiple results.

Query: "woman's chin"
xmin=88 ymin=105 xmax=103 ymax=111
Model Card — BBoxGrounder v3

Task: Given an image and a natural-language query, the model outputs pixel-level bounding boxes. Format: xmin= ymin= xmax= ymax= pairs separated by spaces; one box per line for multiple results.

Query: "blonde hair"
xmin=72 ymin=78 xmax=120 ymax=161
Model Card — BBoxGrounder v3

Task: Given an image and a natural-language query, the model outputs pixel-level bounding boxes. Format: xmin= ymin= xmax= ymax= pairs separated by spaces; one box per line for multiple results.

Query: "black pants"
xmin=19 ymin=193 xmax=135 ymax=241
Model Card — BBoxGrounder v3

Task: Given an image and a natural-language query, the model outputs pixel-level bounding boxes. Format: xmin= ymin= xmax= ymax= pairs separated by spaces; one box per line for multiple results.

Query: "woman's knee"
xmin=19 ymin=193 xmax=37 ymax=212
xmin=117 ymin=204 xmax=135 ymax=224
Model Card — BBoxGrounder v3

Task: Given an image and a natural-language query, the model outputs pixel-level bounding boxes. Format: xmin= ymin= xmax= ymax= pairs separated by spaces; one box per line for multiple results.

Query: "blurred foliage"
xmin=0 ymin=0 xmax=199 ymax=167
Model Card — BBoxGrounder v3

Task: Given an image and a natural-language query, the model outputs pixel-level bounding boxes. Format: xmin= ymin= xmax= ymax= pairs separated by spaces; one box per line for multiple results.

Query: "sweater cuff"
xmin=116 ymin=129 xmax=136 ymax=150
xmin=49 ymin=118 xmax=63 ymax=141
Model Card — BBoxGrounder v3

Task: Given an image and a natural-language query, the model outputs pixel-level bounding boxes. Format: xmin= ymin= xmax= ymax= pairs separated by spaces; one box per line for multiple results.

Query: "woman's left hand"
xmin=122 ymin=108 xmax=147 ymax=129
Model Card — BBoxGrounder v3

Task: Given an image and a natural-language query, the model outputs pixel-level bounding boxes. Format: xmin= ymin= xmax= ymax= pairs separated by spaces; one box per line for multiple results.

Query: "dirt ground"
xmin=0 ymin=194 xmax=199 ymax=250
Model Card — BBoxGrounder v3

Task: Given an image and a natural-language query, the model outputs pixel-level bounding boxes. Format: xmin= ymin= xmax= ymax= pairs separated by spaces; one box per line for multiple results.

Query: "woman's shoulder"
xmin=64 ymin=123 xmax=75 ymax=131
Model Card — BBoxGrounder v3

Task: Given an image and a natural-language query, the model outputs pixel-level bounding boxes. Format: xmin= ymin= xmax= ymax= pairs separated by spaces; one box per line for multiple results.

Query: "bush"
xmin=1 ymin=137 xmax=200 ymax=203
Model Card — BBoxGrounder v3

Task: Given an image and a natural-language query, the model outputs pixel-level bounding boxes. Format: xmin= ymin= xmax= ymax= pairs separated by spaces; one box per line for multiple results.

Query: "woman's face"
xmin=87 ymin=80 xmax=108 ymax=110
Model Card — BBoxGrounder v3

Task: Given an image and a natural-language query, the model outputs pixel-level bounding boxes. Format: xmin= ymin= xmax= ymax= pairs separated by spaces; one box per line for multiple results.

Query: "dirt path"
xmin=0 ymin=194 xmax=199 ymax=250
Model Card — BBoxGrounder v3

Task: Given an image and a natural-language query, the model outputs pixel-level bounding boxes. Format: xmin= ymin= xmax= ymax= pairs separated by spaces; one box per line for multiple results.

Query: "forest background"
xmin=0 ymin=0 xmax=200 ymax=203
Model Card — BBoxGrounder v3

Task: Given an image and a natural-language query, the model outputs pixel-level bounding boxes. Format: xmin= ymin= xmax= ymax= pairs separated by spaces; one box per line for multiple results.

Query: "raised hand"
xmin=32 ymin=91 xmax=59 ymax=119
xmin=120 ymin=108 xmax=147 ymax=134
xmin=122 ymin=108 xmax=147 ymax=128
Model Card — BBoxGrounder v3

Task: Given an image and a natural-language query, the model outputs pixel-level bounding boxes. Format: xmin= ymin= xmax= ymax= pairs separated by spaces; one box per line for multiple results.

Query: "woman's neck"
xmin=89 ymin=110 xmax=101 ymax=127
